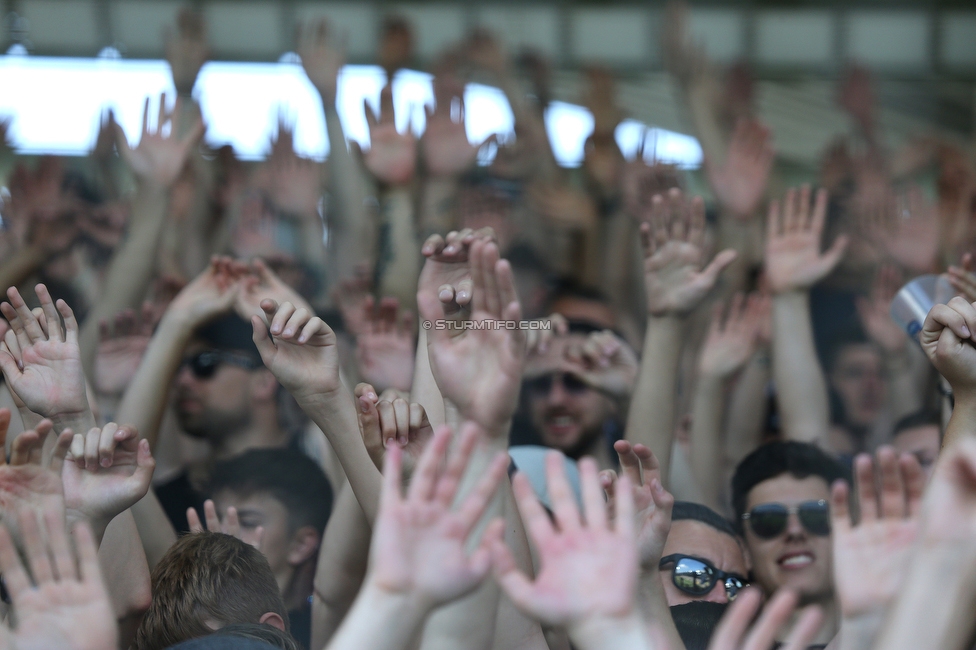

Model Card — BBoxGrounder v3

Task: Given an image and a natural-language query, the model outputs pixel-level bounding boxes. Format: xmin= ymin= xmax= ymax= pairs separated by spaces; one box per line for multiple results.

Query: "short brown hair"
xmin=134 ymin=532 xmax=288 ymax=650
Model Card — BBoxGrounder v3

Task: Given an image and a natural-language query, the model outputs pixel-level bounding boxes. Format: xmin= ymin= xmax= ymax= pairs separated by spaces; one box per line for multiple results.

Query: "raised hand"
xmin=355 ymin=296 xmax=415 ymax=394
xmin=236 ymin=257 xmax=312 ymax=320
xmin=165 ymin=8 xmax=209 ymax=96
xmin=0 ymin=416 xmax=74 ymax=536
xmin=0 ymin=504 xmax=117 ymax=650
xmin=369 ymin=423 xmax=508 ymax=608
xmin=0 ymin=285 xmax=87 ymax=423
xmin=93 ymin=304 xmax=156 ymax=397
xmin=363 ymin=85 xmax=416 ymax=186
xmin=187 ymin=499 xmax=264 ymax=550
xmin=262 ymin=127 xmax=322 ymax=217
xmin=251 ymin=299 xmax=340 ymax=401
xmin=563 ymin=329 xmax=639 ymax=400
xmin=831 ymin=447 xmax=923 ymax=624
xmin=947 ymin=252 xmax=976 ymax=302
xmin=417 ymin=237 xmax=525 ymax=434
xmin=918 ymin=296 xmax=976 ymax=397
xmin=166 ymin=256 xmax=244 ymax=327
xmin=421 ymin=75 xmax=491 ymax=178
xmin=856 ymin=264 xmax=907 ymax=354
xmin=859 ymin=184 xmax=939 ymax=273
xmin=641 ymin=188 xmax=738 ymax=316
xmin=705 ymin=118 xmax=775 ymax=221
xmin=417 ymin=228 xmax=496 ymax=322
xmin=600 ymin=440 xmax=674 ymax=570
xmin=61 ymin=423 xmax=155 ymax=539
xmin=699 ymin=293 xmax=764 ymax=379
xmin=113 ymin=94 xmax=205 ymax=189
xmin=491 ymin=452 xmax=647 ymax=646
xmin=764 ymin=185 xmax=847 ymax=293
xmin=707 ymin=588 xmax=823 ymax=650
xmin=298 ymin=19 xmax=344 ymax=103
xmin=356 ymin=383 xmax=433 ymax=475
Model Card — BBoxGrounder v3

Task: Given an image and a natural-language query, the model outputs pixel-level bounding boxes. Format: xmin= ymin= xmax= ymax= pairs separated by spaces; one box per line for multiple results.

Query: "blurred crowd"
xmin=0 ymin=2 xmax=976 ymax=650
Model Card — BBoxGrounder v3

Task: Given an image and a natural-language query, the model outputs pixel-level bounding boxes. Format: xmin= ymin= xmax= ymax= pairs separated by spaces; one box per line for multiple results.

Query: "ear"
xmin=287 ymin=525 xmax=321 ymax=566
xmin=259 ymin=611 xmax=286 ymax=631
xmin=250 ymin=368 xmax=279 ymax=402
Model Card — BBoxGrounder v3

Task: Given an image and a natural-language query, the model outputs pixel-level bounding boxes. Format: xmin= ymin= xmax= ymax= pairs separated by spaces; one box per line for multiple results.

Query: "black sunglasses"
xmin=741 ymin=500 xmax=830 ymax=539
xmin=181 ymin=351 xmax=262 ymax=379
xmin=659 ymin=554 xmax=747 ymax=601
xmin=525 ymin=373 xmax=589 ymax=396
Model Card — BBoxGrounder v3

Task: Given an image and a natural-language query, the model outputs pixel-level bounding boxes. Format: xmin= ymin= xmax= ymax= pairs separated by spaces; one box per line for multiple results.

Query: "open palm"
xmin=0 ymin=285 xmax=87 ymax=419
xmin=419 ymin=239 xmax=524 ymax=434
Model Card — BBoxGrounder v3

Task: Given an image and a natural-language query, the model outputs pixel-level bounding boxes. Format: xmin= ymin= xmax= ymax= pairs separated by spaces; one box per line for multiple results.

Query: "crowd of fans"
xmin=1 ymin=2 xmax=976 ymax=649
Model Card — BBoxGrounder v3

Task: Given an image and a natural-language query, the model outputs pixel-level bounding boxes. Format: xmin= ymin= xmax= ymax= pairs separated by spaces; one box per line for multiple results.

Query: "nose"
xmin=176 ymin=363 xmax=197 ymax=388
xmin=702 ymin=581 xmax=730 ymax=604
xmin=547 ymin=376 xmax=569 ymax=405
xmin=783 ymin=511 xmax=807 ymax=541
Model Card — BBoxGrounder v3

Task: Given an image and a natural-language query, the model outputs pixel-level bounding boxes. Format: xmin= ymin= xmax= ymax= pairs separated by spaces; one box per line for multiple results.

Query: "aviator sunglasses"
xmin=741 ymin=500 xmax=830 ymax=539
xmin=659 ymin=554 xmax=747 ymax=601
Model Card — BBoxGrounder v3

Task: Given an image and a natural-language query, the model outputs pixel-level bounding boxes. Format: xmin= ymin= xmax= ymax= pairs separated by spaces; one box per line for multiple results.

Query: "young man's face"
xmin=659 ymin=520 xmax=749 ymax=605
xmin=213 ymin=490 xmax=294 ymax=594
xmin=742 ymin=474 xmax=834 ymax=604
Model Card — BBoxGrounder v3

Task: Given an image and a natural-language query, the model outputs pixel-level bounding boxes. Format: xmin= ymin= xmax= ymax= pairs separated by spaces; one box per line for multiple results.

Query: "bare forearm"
xmin=312 ymin=486 xmax=371 ymax=649
xmin=130 ymin=489 xmax=178 ymax=570
xmin=411 ymin=329 xmax=447 ymax=429
xmin=327 ymin=583 xmax=430 ymax=650
xmin=725 ymin=351 xmax=770 ymax=467
xmin=81 ymin=186 xmax=169 ymax=378
xmin=298 ymin=389 xmax=382 ymax=520
xmin=772 ymin=291 xmax=829 ymax=445
xmin=626 ymin=316 xmax=684 ymax=487
xmin=324 ymin=102 xmax=372 ymax=288
xmin=420 ymin=439 xmax=507 ymax=650
xmin=376 ymin=187 xmax=421 ymax=309
xmin=689 ymin=375 xmax=726 ymax=511
xmin=943 ymin=395 xmax=976 ymax=449
xmin=116 ymin=313 xmax=193 ymax=449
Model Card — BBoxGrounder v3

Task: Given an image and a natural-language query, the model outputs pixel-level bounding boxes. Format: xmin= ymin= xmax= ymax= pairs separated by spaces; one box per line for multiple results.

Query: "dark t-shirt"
xmin=288 ymin=599 xmax=312 ymax=650
xmin=155 ymin=470 xmax=206 ymax=535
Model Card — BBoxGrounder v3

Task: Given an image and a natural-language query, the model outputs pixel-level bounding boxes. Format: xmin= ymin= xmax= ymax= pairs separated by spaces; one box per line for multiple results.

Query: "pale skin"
xmin=829 ymin=447 xmax=924 ymax=650
xmin=919 ymin=296 xmax=976 ymax=447
xmin=626 ymin=188 xmax=737 ymax=487
xmin=707 ymin=588 xmax=823 ymax=650
xmin=0 ymin=504 xmax=118 ymax=650
xmin=489 ymin=453 xmax=654 ymax=650
xmin=766 ymin=185 xmax=847 ymax=447
xmin=871 ymin=438 xmax=976 ymax=650
xmin=325 ymin=425 xmax=508 ymax=650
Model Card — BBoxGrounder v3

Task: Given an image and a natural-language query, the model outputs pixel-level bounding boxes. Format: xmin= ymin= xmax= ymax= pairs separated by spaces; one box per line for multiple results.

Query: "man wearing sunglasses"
xmin=731 ymin=441 xmax=849 ymax=644
xmin=156 ymin=313 xmax=300 ymax=533
xmin=521 ymin=324 xmax=631 ymax=468
xmin=659 ymin=502 xmax=750 ymax=606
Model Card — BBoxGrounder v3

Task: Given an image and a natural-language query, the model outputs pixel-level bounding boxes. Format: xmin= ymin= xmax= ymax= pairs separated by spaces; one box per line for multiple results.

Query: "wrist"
xmin=66 ymin=509 xmax=109 ymax=548
xmin=569 ymin=610 xmax=649 ymax=650
xmin=360 ymin=579 xmax=435 ymax=621
xmin=51 ymin=409 xmax=97 ymax=435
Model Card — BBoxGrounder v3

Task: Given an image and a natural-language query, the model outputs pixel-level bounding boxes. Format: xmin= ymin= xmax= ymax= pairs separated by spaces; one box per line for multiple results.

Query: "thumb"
xmin=132 ymin=439 xmax=156 ymax=494
xmin=700 ymin=249 xmax=739 ymax=285
xmin=251 ymin=315 xmax=276 ymax=366
xmin=819 ymin=234 xmax=849 ymax=274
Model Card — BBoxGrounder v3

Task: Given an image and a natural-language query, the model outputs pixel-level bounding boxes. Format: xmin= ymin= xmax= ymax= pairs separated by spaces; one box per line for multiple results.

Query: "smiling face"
xmin=742 ymin=474 xmax=834 ymax=603
xmin=659 ymin=520 xmax=749 ymax=605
